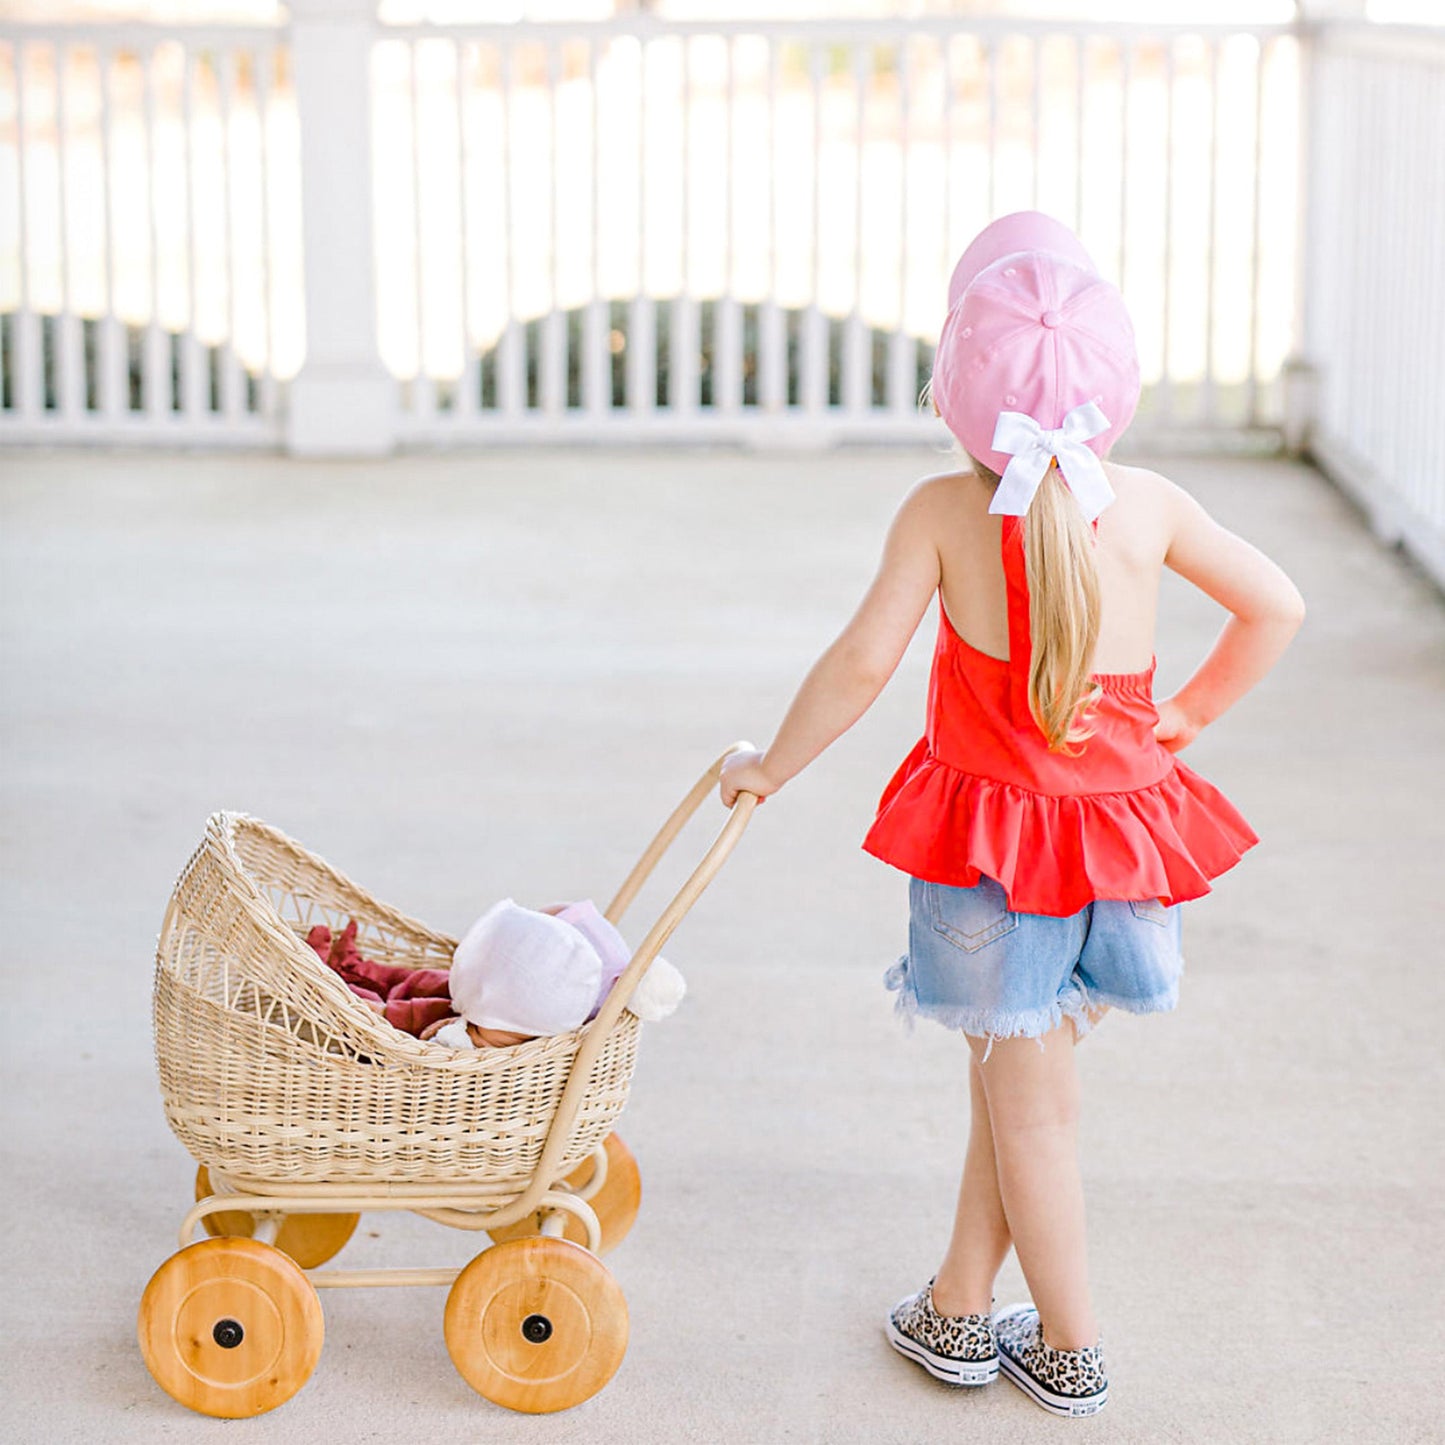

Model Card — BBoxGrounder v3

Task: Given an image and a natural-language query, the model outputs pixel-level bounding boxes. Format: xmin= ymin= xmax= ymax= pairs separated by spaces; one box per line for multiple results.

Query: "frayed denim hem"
xmin=1083 ymin=983 xmax=1181 ymax=1019
xmin=1084 ymin=945 xmax=1184 ymax=1022
xmin=884 ymin=954 xmax=1093 ymax=1060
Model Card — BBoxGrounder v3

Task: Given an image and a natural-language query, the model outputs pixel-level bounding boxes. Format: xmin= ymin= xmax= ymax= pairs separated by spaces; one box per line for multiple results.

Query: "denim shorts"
xmin=884 ymin=874 xmax=1185 ymax=1045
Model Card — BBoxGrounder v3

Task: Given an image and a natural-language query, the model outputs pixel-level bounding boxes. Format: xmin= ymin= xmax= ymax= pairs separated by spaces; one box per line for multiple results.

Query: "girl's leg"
xmin=929 ymin=1007 xmax=1107 ymax=1318
xmin=972 ymin=1020 xmax=1098 ymax=1350
xmin=929 ymin=1052 xmax=1010 ymax=1316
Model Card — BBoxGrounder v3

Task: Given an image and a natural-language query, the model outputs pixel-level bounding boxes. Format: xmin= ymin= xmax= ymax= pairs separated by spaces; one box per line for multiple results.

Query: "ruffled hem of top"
xmin=861 ymin=739 xmax=1259 ymax=918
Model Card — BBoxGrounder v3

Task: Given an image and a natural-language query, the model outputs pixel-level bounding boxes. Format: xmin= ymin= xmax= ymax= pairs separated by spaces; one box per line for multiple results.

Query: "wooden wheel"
xmin=487 ymin=1134 xmax=642 ymax=1255
xmin=444 ymin=1236 xmax=628 ymax=1414
xmin=137 ymin=1237 xmax=324 ymax=1418
xmin=195 ymin=1165 xmax=360 ymax=1269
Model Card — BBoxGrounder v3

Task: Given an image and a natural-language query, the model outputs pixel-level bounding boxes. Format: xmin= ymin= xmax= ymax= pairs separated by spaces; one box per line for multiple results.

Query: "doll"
xmin=424 ymin=897 xmax=685 ymax=1050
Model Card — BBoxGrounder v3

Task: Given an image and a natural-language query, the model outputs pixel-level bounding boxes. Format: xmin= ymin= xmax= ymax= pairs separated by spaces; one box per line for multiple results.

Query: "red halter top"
xmin=862 ymin=513 xmax=1258 ymax=916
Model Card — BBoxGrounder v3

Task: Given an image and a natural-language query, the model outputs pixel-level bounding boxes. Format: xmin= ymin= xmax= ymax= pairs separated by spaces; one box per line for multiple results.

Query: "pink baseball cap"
xmin=946 ymin=209 xmax=1097 ymax=310
xmin=932 ymin=211 xmax=1140 ymax=479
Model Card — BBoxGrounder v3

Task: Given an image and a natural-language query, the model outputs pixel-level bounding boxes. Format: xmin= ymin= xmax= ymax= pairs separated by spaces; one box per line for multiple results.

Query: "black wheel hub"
xmin=212 ymin=1317 xmax=245 ymax=1349
xmin=521 ymin=1313 xmax=553 ymax=1345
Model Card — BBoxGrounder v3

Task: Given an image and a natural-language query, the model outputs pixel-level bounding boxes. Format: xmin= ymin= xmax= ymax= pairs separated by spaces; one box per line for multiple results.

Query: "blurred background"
xmin=1 ymin=0 xmax=1441 ymax=581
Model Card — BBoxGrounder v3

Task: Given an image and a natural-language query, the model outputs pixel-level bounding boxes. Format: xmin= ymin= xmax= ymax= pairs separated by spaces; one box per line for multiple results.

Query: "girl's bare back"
xmin=931 ymin=460 xmax=1177 ymax=676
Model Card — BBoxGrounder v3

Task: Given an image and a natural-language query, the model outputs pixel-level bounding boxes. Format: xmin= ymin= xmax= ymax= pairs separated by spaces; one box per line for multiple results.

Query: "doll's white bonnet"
xmin=449 ymin=899 xmax=601 ymax=1037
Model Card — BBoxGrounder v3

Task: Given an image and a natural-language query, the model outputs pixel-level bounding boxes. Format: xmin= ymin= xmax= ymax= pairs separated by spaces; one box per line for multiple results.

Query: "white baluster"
xmin=628 ymin=34 xmax=654 ymax=416
xmin=584 ymin=35 xmax=608 ymax=416
xmin=843 ymin=39 xmax=869 ymax=416
xmin=56 ymin=42 xmax=85 ymax=419
xmin=410 ymin=38 xmax=434 ymax=421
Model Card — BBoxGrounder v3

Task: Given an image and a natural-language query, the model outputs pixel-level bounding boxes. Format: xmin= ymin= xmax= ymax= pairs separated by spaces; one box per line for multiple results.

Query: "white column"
xmin=287 ymin=0 xmax=396 ymax=455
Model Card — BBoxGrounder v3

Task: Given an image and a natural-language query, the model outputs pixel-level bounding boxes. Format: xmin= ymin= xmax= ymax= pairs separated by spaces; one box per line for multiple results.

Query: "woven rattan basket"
xmin=153 ymin=813 xmax=642 ymax=1187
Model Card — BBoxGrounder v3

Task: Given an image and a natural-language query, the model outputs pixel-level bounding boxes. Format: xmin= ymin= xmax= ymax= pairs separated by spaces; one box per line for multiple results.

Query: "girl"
xmin=718 ymin=212 xmax=1304 ymax=1418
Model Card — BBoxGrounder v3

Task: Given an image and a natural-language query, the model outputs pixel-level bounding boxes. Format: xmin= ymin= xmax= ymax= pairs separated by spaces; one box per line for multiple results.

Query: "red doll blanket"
xmin=304 ymin=919 xmax=455 ymax=1036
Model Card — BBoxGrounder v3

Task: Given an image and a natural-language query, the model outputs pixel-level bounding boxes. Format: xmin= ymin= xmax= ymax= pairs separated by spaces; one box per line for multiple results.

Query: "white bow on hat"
xmin=987 ymin=399 xmax=1116 ymax=522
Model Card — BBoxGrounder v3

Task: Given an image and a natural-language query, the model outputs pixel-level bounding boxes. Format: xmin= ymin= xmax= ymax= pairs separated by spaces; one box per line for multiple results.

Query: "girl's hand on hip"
xmin=719 ymin=750 xmax=778 ymax=808
xmin=1153 ymin=696 xmax=1203 ymax=753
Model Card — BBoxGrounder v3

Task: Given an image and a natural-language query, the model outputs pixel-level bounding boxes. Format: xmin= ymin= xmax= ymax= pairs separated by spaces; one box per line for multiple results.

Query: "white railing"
xmin=1299 ymin=22 xmax=1445 ymax=588
xmin=4 ymin=1 xmax=1441 ymax=546
xmin=0 ymin=7 xmax=1303 ymax=453
xmin=377 ymin=15 xmax=1300 ymax=446
xmin=0 ymin=21 xmax=295 ymax=445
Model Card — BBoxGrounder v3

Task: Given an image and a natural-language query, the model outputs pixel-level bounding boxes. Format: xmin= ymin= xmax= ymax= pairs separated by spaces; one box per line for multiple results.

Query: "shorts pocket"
xmin=1128 ymin=898 xmax=1171 ymax=925
xmin=927 ymin=877 xmax=1019 ymax=954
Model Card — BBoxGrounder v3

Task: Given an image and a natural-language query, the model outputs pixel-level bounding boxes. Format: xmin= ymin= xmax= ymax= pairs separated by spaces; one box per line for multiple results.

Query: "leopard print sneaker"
xmin=885 ymin=1279 xmax=999 ymax=1386
xmin=992 ymin=1303 xmax=1108 ymax=1417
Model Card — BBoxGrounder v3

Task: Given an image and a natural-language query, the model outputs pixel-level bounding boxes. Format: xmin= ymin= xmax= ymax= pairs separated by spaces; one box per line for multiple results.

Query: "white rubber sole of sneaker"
xmin=997 ymin=1349 xmax=1108 ymax=1417
xmin=992 ymin=1305 xmax=1108 ymax=1418
xmin=884 ymin=1318 xmax=999 ymax=1387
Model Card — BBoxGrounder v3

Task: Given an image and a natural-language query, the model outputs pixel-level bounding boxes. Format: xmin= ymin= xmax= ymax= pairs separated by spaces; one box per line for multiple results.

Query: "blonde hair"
xmin=969 ymin=454 xmax=1103 ymax=754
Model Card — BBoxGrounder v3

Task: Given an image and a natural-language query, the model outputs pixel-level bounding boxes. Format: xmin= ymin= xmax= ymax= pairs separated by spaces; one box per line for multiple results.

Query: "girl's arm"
xmin=720 ymin=481 xmax=944 ymax=805
xmin=1154 ymin=480 xmax=1306 ymax=751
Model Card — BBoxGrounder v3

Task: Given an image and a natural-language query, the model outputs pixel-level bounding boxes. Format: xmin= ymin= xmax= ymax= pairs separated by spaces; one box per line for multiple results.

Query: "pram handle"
xmin=523 ymin=745 xmax=759 ymax=1207
xmin=603 ymin=740 xmax=757 ymax=928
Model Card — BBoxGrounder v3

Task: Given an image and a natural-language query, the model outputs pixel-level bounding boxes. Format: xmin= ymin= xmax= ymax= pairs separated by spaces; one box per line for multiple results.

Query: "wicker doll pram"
xmin=138 ymin=748 xmax=757 ymax=1420
xmin=155 ymin=813 xmax=641 ymax=1188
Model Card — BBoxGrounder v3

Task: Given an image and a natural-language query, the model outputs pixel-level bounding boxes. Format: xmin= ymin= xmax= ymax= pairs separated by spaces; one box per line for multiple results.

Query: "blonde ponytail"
xmin=971 ymin=455 xmax=1103 ymax=754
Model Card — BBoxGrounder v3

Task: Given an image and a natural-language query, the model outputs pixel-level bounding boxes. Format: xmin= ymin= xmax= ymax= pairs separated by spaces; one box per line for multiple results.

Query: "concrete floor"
xmin=2 ymin=444 xmax=1442 ymax=1445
